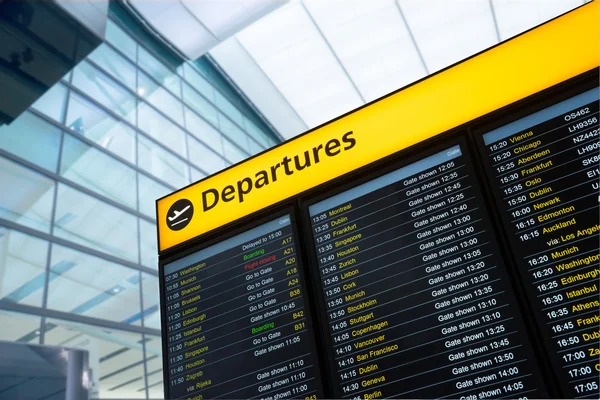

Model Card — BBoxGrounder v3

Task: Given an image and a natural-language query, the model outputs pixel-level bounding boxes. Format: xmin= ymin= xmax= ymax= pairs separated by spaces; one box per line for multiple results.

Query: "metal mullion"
xmin=90 ymin=45 xmax=258 ymax=162
xmin=186 ymin=51 xmax=280 ymax=143
xmin=181 ymin=92 xmax=246 ymax=161
xmin=109 ymin=14 xmax=269 ymax=136
xmin=62 ymin=79 xmax=191 ymax=169
xmin=186 ymin=145 xmax=209 ymax=178
xmin=0 ymin=147 xmax=156 ymax=225
xmin=104 ymin=39 xmax=174 ymax=85
xmin=29 ymin=107 xmax=140 ymax=171
xmin=0 ymin=218 xmax=158 ymax=276
xmin=181 ymin=75 xmax=256 ymax=156
xmin=245 ymin=130 xmax=266 ymax=153
xmin=204 ymin=53 xmax=282 ymax=142
xmin=73 ymin=59 xmax=138 ymax=120
xmin=105 ymin=16 xmax=280 ymax=150
xmin=137 ymin=89 xmax=235 ymax=168
xmin=83 ymin=53 xmax=137 ymax=93
xmin=108 ymin=16 xmax=181 ymax=75
xmin=38 ymin=78 xmax=74 ymax=345
xmin=27 ymin=108 xmax=178 ymax=194
xmin=181 ymin=89 xmax=194 ymax=183
xmin=39 ymin=137 xmax=64 ymax=344
xmin=126 ymin=45 xmax=265 ymax=156
xmin=0 ymin=300 xmax=161 ymax=336
xmin=135 ymin=67 xmax=186 ymax=126
xmin=183 ymin=90 xmax=251 ymax=158
xmin=135 ymin=44 xmax=146 ymax=277
xmin=138 ymin=270 xmax=151 ymax=400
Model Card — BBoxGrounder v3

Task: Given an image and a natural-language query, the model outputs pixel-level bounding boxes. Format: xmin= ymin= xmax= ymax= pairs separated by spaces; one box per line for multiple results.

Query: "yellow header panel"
xmin=157 ymin=2 xmax=599 ymax=252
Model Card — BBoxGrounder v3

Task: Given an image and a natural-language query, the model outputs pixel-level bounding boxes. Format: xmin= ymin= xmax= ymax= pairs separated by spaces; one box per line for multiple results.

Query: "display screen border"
xmin=158 ymin=205 xmax=328 ymax=400
xmin=468 ymin=69 xmax=599 ymax=398
xmin=296 ymin=134 xmax=552 ymax=399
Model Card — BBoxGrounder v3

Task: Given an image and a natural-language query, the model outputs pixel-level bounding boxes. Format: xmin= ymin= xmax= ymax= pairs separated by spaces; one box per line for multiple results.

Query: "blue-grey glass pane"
xmin=223 ymin=138 xmax=248 ymax=164
xmin=138 ymin=46 xmax=181 ymax=98
xmin=183 ymin=63 xmax=214 ymax=101
xmin=31 ymin=83 xmax=68 ymax=122
xmin=248 ymin=137 xmax=264 ymax=155
xmin=0 ymin=228 xmax=48 ymax=308
xmin=184 ymin=107 xmax=223 ymax=155
xmin=191 ymin=167 xmax=206 ymax=183
xmin=0 ymin=157 xmax=54 ymax=233
xmin=182 ymin=83 xmax=219 ymax=127
xmin=214 ymin=91 xmax=244 ymax=128
xmin=187 ymin=135 xmax=226 ymax=174
xmin=244 ymin=116 xmax=270 ymax=148
xmin=66 ymin=93 xmax=136 ymax=164
xmin=138 ymin=102 xmax=186 ymax=154
xmin=105 ymin=19 xmax=136 ymax=61
xmin=147 ymin=369 xmax=164 ymax=399
xmin=47 ymin=244 xmax=141 ymax=324
xmin=87 ymin=44 xmax=137 ymax=90
xmin=72 ymin=62 xmax=136 ymax=124
xmin=139 ymin=219 xmax=158 ymax=269
xmin=219 ymin=113 xmax=250 ymax=151
xmin=62 ymin=70 xmax=72 ymax=83
xmin=138 ymin=72 xmax=183 ymax=125
xmin=141 ymin=273 xmax=160 ymax=329
xmin=0 ymin=112 xmax=61 ymax=172
xmin=60 ymin=134 xmax=137 ymax=209
xmin=144 ymin=336 xmax=164 ymax=397
xmin=44 ymin=318 xmax=145 ymax=399
xmin=0 ymin=310 xmax=41 ymax=343
xmin=53 ymin=184 xmax=139 ymax=263
xmin=137 ymin=136 xmax=188 ymax=188
xmin=138 ymin=173 xmax=171 ymax=218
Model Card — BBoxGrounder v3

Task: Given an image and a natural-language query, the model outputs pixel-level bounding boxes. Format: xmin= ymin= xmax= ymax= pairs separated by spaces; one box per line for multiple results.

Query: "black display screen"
xmin=306 ymin=144 xmax=548 ymax=399
xmin=163 ymin=215 xmax=324 ymax=399
xmin=479 ymin=88 xmax=600 ymax=398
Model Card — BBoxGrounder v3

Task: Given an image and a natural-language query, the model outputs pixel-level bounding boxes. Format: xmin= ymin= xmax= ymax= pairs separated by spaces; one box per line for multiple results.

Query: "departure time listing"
xmin=481 ymin=88 xmax=600 ymax=399
xmin=163 ymin=216 xmax=323 ymax=400
xmin=308 ymin=145 xmax=547 ymax=399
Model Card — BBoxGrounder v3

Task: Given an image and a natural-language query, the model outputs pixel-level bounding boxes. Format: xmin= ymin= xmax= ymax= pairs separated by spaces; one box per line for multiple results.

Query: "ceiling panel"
xmin=399 ymin=0 xmax=498 ymax=73
xmin=214 ymin=0 xmax=587 ymax=132
xmin=492 ymin=0 xmax=586 ymax=40
xmin=305 ymin=0 xmax=426 ymax=102
xmin=237 ymin=2 xmax=363 ymax=127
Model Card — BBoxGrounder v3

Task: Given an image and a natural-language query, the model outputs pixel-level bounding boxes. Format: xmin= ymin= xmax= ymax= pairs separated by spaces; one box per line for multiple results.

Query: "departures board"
xmin=162 ymin=215 xmax=324 ymax=400
xmin=478 ymin=88 xmax=600 ymax=399
xmin=157 ymin=6 xmax=600 ymax=398
xmin=306 ymin=144 xmax=548 ymax=399
xmin=158 ymin=84 xmax=599 ymax=400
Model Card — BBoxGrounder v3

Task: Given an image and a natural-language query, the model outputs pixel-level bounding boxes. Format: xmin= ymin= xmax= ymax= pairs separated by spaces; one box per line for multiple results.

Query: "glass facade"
xmin=0 ymin=11 xmax=279 ymax=400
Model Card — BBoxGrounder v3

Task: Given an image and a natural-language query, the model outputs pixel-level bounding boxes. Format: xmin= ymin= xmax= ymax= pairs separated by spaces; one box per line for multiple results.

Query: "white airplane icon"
xmin=168 ymin=205 xmax=191 ymax=224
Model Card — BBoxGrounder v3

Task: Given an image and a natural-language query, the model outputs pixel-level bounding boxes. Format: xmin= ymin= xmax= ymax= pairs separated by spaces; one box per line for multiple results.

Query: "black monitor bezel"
xmin=157 ymin=69 xmax=598 ymax=399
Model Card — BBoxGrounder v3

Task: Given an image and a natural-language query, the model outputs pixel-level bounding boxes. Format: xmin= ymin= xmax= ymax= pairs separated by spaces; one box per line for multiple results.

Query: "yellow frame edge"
xmin=157 ymin=1 xmax=600 ymax=252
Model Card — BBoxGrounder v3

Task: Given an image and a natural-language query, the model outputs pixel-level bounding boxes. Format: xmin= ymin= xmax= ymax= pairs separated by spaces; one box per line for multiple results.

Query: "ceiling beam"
xmin=394 ymin=0 xmax=429 ymax=75
xmin=300 ymin=1 xmax=366 ymax=104
xmin=488 ymin=0 xmax=502 ymax=42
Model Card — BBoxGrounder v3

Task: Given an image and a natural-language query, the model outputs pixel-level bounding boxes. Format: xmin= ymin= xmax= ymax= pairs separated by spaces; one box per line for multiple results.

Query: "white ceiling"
xmin=210 ymin=0 xmax=589 ymax=139
xmin=126 ymin=0 xmax=287 ymax=59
